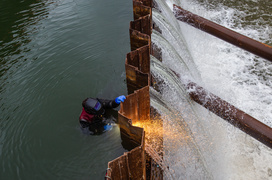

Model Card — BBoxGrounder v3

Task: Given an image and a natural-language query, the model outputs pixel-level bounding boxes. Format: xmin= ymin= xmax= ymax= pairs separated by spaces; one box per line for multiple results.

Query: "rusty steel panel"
xmin=130 ymin=15 xmax=151 ymax=36
xmin=120 ymin=86 xmax=150 ymax=123
xmin=140 ymin=15 xmax=152 ymax=36
xmin=107 ymin=130 xmax=146 ymax=180
xmin=130 ymin=20 xmax=142 ymax=36
xmin=126 ymin=146 xmax=146 ymax=180
xmin=118 ymin=86 xmax=149 ymax=147
xmin=136 ymin=86 xmax=150 ymax=121
xmin=141 ymin=132 xmax=146 ymax=179
xmin=138 ymin=45 xmax=150 ymax=74
xmin=120 ymin=92 xmax=138 ymax=121
xmin=107 ymin=155 xmax=129 ymax=180
xmin=125 ymin=62 xmax=137 ymax=84
xmin=127 ymin=49 xmax=140 ymax=68
xmin=141 ymin=129 xmax=145 ymax=149
xmin=127 ymin=45 xmax=150 ymax=74
xmin=133 ymin=0 xmax=151 ymax=21
xmin=125 ymin=63 xmax=149 ymax=94
xmin=119 ymin=113 xmax=144 ymax=146
xmin=130 ymin=29 xmax=150 ymax=51
xmin=173 ymin=5 xmax=272 ymax=62
xmin=187 ymin=82 xmax=272 ymax=149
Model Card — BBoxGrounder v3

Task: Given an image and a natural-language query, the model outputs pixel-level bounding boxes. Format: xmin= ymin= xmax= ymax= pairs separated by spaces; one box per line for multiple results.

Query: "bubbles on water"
xmin=152 ymin=0 xmax=272 ymax=179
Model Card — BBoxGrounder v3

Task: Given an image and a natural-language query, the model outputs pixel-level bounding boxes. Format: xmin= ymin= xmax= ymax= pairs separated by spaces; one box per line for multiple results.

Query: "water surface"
xmin=0 ymin=0 xmax=132 ymax=179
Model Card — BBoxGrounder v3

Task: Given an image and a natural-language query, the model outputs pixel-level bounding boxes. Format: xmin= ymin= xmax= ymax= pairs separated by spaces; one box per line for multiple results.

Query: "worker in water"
xmin=79 ymin=95 xmax=126 ymax=135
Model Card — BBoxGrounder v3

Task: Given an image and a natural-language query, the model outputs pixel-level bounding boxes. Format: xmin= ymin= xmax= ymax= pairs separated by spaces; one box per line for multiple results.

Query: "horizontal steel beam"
xmin=187 ymin=82 xmax=272 ymax=149
xmin=173 ymin=5 xmax=272 ymax=62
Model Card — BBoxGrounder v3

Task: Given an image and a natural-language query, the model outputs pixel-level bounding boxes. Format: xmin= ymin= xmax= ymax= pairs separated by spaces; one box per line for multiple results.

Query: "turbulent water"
xmin=151 ymin=0 xmax=272 ymax=179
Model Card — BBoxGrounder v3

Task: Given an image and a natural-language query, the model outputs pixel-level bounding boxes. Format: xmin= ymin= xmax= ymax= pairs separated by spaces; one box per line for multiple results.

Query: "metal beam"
xmin=173 ymin=5 xmax=272 ymax=62
xmin=187 ymin=82 xmax=272 ymax=149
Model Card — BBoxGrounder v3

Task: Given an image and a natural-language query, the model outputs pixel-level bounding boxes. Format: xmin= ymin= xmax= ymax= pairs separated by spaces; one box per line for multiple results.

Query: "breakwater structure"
xmin=105 ymin=1 xmax=272 ymax=179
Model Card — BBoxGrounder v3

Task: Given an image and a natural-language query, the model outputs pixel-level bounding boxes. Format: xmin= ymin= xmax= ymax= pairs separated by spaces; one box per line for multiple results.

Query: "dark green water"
xmin=0 ymin=0 xmax=132 ymax=179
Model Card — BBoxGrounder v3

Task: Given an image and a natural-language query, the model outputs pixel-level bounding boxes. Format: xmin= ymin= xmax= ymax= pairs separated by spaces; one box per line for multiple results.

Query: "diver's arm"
xmin=97 ymin=99 xmax=119 ymax=109
xmin=97 ymin=95 xmax=126 ymax=109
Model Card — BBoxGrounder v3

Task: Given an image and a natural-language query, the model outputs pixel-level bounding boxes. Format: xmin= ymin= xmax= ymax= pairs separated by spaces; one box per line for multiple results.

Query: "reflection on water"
xmin=0 ymin=0 xmax=132 ymax=179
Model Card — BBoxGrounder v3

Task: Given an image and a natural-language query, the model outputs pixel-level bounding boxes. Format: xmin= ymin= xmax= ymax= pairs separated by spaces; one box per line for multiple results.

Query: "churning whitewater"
xmin=150 ymin=0 xmax=272 ymax=179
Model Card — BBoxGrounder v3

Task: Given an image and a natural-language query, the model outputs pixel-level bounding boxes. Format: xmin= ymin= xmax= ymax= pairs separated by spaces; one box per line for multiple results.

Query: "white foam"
xmin=152 ymin=0 xmax=272 ymax=179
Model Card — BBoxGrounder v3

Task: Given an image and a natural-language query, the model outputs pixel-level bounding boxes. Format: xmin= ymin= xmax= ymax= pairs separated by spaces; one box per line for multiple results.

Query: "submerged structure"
xmin=106 ymin=0 xmax=272 ymax=179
